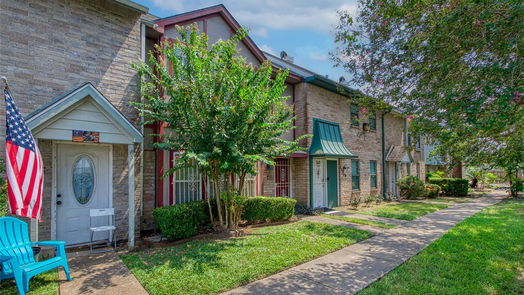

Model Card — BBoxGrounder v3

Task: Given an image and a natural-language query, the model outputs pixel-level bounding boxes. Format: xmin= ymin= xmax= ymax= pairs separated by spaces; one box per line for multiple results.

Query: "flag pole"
xmin=1 ymin=76 xmax=7 ymax=90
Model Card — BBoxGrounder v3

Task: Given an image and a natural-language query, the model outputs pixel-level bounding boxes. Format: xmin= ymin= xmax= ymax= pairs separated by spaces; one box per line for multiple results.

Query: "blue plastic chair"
xmin=0 ymin=217 xmax=72 ymax=295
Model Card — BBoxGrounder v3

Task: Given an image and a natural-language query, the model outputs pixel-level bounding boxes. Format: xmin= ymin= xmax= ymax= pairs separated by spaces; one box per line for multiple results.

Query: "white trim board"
xmin=26 ymin=83 xmax=142 ymax=144
xmin=51 ymin=141 xmax=113 ymax=242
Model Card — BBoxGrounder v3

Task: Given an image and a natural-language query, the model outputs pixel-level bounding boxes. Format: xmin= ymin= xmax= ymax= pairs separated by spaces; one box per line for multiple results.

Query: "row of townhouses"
xmin=0 ymin=0 xmax=426 ymax=247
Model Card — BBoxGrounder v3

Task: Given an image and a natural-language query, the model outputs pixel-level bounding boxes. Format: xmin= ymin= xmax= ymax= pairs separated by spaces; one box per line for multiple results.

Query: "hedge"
xmin=242 ymin=196 xmax=296 ymax=222
xmin=153 ymin=200 xmax=209 ymax=240
xmin=428 ymin=178 xmax=469 ymax=196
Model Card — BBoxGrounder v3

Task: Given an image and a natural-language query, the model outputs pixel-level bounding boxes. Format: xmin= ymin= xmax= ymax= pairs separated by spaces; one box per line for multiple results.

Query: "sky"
xmin=135 ymin=0 xmax=358 ymax=81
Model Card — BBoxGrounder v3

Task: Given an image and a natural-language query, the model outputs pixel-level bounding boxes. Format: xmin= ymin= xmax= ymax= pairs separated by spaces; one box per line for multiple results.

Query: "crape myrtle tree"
xmin=133 ymin=25 xmax=303 ymax=229
xmin=333 ymin=0 xmax=523 ymax=196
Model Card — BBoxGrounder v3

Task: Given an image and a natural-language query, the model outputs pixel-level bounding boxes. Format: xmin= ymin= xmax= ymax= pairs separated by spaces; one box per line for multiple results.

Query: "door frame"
xmin=51 ymin=141 xmax=113 ymax=241
xmin=311 ymin=157 xmax=340 ymax=208
xmin=326 ymin=159 xmax=339 ymax=208
xmin=388 ymin=162 xmax=397 ymax=197
xmin=312 ymin=158 xmax=327 ymax=208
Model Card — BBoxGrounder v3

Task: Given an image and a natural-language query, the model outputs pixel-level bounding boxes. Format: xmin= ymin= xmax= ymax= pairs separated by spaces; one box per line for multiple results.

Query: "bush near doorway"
xmin=154 ymin=197 xmax=297 ymax=240
xmin=397 ymin=176 xmax=426 ymax=200
xmin=429 ymin=178 xmax=469 ymax=196
xmin=153 ymin=201 xmax=210 ymax=240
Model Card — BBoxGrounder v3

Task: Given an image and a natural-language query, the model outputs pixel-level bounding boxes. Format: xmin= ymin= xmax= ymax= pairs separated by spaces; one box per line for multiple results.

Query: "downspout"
xmin=381 ymin=112 xmax=387 ymax=199
xmin=139 ymin=22 xmax=146 ymax=221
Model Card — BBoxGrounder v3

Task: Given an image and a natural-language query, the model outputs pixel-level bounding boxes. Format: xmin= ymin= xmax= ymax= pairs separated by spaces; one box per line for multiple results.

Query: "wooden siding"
xmin=33 ymin=99 xmax=132 ymax=144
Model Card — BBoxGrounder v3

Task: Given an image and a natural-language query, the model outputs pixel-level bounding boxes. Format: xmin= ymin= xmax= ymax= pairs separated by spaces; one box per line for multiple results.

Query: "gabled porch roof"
xmin=26 ymin=82 xmax=142 ymax=144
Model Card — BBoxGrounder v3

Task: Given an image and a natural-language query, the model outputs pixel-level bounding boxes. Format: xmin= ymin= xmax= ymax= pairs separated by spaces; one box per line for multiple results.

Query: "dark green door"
xmin=327 ymin=160 xmax=338 ymax=207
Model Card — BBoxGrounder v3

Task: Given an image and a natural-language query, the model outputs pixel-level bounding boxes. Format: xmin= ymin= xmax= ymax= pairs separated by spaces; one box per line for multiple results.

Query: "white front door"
xmin=56 ymin=143 xmax=111 ymax=245
xmin=389 ymin=163 xmax=397 ymax=197
xmin=312 ymin=159 xmax=327 ymax=208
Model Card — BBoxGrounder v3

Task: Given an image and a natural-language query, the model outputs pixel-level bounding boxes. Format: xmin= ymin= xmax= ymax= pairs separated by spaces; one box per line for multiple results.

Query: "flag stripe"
xmin=4 ymin=88 xmax=44 ymax=220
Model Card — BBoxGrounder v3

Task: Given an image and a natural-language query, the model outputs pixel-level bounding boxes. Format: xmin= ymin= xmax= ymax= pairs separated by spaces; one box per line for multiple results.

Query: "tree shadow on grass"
xmin=0 ymin=270 xmax=58 ymax=295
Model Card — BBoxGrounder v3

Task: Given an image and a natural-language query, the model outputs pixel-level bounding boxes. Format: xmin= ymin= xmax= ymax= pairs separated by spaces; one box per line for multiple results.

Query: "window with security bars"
xmin=174 ymin=163 xmax=202 ymax=204
xmin=236 ymin=174 xmax=256 ymax=197
xmin=370 ymin=160 xmax=377 ymax=188
xmin=275 ymin=158 xmax=291 ymax=197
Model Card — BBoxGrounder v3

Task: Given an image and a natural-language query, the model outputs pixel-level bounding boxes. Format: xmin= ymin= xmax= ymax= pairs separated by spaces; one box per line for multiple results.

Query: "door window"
xmin=72 ymin=156 xmax=95 ymax=205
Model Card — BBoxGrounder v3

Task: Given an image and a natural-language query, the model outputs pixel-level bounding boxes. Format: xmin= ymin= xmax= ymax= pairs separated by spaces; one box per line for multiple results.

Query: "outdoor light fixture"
xmin=342 ymin=165 xmax=349 ymax=177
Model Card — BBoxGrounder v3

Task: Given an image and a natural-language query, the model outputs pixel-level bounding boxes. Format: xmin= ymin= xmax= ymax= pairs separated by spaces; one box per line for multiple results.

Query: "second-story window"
xmin=369 ymin=112 xmax=377 ymax=130
xmin=350 ymin=103 xmax=359 ymax=127
xmin=351 ymin=159 xmax=360 ymax=190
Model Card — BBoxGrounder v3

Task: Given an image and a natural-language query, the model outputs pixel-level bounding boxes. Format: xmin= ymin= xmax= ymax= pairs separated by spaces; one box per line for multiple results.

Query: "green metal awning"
xmin=309 ymin=119 xmax=356 ymax=158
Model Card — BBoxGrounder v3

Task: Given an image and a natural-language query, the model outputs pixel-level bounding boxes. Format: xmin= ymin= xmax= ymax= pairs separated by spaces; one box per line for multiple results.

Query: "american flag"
xmin=4 ymin=87 xmax=44 ymax=220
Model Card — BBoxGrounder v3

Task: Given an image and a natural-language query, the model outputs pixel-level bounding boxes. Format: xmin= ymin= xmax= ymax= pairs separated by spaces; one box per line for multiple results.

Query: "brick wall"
xmin=0 ymin=0 xmax=145 ymax=243
xmin=305 ymin=84 xmax=384 ymax=206
xmin=141 ymin=150 xmax=156 ymax=231
xmin=0 ymin=0 xmax=143 ymax=147
xmin=281 ymin=83 xmax=426 ymax=207
xmin=38 ymin=140 xmax=53 ymax=240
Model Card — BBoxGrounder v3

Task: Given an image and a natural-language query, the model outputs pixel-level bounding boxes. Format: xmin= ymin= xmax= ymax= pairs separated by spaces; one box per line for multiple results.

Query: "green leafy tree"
xmin=333 ymin=0 xmax=524 ymax=196
xmin=133 ymin=25 xmax=303 ymax=229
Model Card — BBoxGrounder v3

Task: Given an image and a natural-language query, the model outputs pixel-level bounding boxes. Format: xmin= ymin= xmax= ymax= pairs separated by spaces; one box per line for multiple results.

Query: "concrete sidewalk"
xmin=59 ymin=251 xmax=148 ymax=295
xmin=223 ymin=194 xmax=504 ymax=295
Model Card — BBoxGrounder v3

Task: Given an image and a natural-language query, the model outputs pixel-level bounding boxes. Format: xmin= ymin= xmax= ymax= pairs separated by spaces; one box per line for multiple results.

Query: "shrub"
xmin=375 ymin=195 xmax=383 ymax=205
xmin=294 ymin=203 xmax=322 ymax=216
xmin=364 ymin=195 xmax=375 ymax=207
xmin=242 ymin=196 xmax=296 ymax=222
xmin=222 ymin=193 xmax=247 ymax=230
xmin=424 ymin=184 xmax=441 ymax=199
xmin=429 ymin=178 xmax=469 ymax=196
xmin=350 ymin=196 xmax=361 ymax=209
xmin=426 ymin=170 xmax=445 ymax=180
xmin=397 ymin=176 xmax=426 ymax=199
xmin=153 ymin=200 xmax=209 ymax=240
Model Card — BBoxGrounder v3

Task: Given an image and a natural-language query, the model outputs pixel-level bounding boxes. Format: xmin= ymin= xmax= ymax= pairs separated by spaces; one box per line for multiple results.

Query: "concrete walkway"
xmin=223 ymin=194 xmax=504 ymax=295
xmin=59 ymin=251 xmax=148 ymax=295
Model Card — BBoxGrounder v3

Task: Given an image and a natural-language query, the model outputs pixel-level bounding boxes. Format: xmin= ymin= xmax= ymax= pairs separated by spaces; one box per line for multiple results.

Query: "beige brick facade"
xmin=262 ymin=83 xmax=426 ymax=207
xmin=1 ymin=0 xmax=145 ymax=244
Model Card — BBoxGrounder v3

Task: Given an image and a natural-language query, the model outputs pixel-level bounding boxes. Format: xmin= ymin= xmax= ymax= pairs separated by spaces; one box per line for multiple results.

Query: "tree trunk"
xmin=238 ymin=172 xmax=246 ymax=196
xmin=204 ymin=175 xmax=214 ymax=223
xmin=212 ymin=168 xmax=225 ymax=229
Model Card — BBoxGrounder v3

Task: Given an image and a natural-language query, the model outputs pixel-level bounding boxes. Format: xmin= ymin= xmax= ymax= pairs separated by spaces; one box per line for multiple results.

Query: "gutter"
xmin=108 ymin=0 xmax=148 ymax=13
xmin=304 ymin=75 xmax=361 ymax=98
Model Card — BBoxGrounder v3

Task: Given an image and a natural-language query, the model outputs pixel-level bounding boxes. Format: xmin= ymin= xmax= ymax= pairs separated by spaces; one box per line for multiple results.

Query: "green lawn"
xmin=321 ymin=214 xmax=396 ymax=229
xmin=0 ymin=270 xmax=58 ymax=295
xmin=359 ymin=200 xmax=524 ymax=295
xmin=121 ymin=221 xmax=371 ymax=295
xmin=430 ymin=197 xmax=475 ymax=203
xmin=356 ymin=202 xmax=449 ymax=220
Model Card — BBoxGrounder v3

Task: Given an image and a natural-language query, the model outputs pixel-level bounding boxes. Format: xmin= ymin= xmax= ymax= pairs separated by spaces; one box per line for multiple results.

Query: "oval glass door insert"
xmin=72 ymin=156 xmax=94 ymax=205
